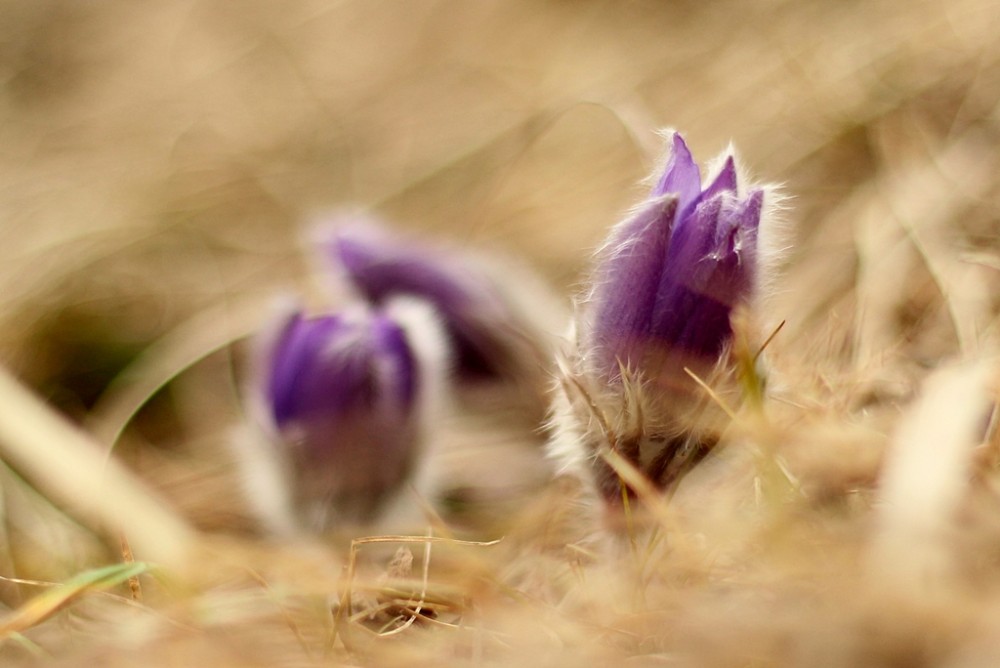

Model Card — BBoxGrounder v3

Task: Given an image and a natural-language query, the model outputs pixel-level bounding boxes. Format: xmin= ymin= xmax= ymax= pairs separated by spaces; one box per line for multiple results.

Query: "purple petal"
xmin=332 ymin=232 xmax=476 ymax=314
xmin=267 ymin=313 xmax=351 ymax=424
xmin=701 ymin=189 xmax=763 ymax=301
xmin=265 ymin=310 xmax=416 ymax=430
xmin=327 ymin=226 xmax=508 ymax=377
xmin=652 ymin=133 xmax=701 ymax=212
xmin=648 ymin=198 xmax=732 ymax=357
xmin=585 ymin=195 xmax=677 ymax=374
xmin=730 ymin=187 xmax=763 ymax=238
xmin=673 ymin=155 xmax=739 ymax=225
xmin=371 ymin=314 xmax=417 ymax=409
xmin=647 ymin=188 xmax=761 ymax=358
xmin=700 ymin=156 xmax=738 ymax=201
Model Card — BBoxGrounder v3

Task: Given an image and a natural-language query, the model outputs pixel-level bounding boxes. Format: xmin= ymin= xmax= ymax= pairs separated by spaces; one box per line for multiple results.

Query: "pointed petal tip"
xmin=653 ymin=133 xmax=701 ymax=203
xmin=670 ymin=131 xmax=691 ymax=156
xmin=702 ymin=156 xmax=738 ymax=199
xmin=736 ymin=188 xmax=765 ymax=232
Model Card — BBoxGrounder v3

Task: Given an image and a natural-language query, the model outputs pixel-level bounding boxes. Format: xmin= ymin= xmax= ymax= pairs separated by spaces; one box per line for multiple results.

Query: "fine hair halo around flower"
xmin=547 ymin=130 xmax=783 ymax=517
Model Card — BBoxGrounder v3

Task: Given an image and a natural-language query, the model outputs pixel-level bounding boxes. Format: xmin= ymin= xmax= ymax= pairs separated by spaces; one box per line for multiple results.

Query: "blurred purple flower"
xmin=254 ymin=303 xmax=443 ymax=527
xmin=583 ymin=132 xmax=763 ymax=379
xmin=320 ymin=221 xmax=561 ymax=381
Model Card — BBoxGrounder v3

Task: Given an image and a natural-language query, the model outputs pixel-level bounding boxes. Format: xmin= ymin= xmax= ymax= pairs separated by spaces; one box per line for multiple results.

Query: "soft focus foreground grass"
xmin=1 ymin=0 xmax=999 ymax=665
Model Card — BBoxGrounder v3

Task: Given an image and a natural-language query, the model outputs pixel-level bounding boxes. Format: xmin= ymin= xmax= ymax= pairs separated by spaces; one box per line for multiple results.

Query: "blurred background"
xmin=1 ymin=1 xmax=1000 ymax=664
xmin=1 ymin=0 xmax=999 ymax=560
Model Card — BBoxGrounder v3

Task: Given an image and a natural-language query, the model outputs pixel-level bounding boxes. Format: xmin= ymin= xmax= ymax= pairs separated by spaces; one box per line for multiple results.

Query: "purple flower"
xmin=247 ymin=300 xmax=448 ymax=530
xmin=319 ymin=220 xmax=563 ymax=382
xmin=548 ymin=132 xmax=772 ymax=509
xmin=583 ymin=132 xmax=763 ymax=379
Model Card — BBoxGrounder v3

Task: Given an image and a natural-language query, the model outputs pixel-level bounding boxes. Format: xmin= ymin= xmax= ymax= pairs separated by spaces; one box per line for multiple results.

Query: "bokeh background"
xmin=1 ymin=0 xmax=1000 ymax=664
xmin=5 ymin=0 xmax=999 ymax=402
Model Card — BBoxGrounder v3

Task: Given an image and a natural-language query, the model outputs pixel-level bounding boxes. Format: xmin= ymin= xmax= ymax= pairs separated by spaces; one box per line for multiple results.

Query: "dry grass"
xmin=1 ymin=0 xmax=1000 ymax=665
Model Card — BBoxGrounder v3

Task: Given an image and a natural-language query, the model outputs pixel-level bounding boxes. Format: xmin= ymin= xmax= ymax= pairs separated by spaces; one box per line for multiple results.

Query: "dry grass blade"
xmin=0 ymin=562 xmax=153 ymax=641
xmin=330 ymin=534 xmax=502 ymax=651
xmin=753 ymin=319 xmax=786 ymax=365
xmin=870 ymin=357 xmax=998 ymax=588
xmin=682 ymin=367 xmax=737 ymax=420
xmin=0 ymin=366 xmax=198 ymax=569
xmin=86 ymin=294 xmax=273 ymax=448
xmin=599 ymin=447 xmax=689 ymax=548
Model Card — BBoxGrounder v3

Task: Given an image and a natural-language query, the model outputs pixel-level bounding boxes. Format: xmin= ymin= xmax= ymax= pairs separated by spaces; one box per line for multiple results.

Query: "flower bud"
xmin=548 ymin=132 xmax=776 ymax=509
xmin=236 ymin=299 xmax=448 ymax=534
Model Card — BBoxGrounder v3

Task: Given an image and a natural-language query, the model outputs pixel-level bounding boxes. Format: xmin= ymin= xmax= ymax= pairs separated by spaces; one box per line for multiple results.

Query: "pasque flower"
xmin=235 ymin=216 xmax=565 ymax=534
xmin=548 ymin=132 xmax=774 ymax=508
xmin=236 ymin=299 xmax=448 ymax=533
xmin=319 ymin=219 xmax=565 ymax=383
xmin=583 ymin=132 xmax=763 ymax=378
